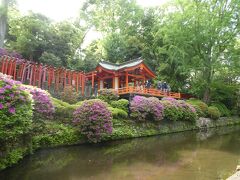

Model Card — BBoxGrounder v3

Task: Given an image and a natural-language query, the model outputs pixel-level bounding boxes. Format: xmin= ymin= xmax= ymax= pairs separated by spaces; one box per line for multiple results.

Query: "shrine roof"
xmin=98 ymin=58 xmax=144 ymax=71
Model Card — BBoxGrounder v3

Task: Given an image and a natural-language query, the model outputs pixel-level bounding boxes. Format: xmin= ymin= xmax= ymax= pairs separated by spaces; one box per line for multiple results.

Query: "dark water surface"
xmin=1 ymin=126 xmax=240 ymax=180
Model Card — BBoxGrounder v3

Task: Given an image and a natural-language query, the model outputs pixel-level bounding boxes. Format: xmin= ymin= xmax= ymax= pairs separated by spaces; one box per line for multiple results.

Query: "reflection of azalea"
xmin=0 ymin=103 xmax=3 ymax=109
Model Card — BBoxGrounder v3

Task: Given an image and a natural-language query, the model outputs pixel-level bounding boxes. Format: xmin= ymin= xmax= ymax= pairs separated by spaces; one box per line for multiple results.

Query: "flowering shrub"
xmin=161 ymin=98 xmax=197 ymax=122
xmin=161 ymin=100 xmax=182 ymax=121
xmin=130 ymin=96 xmax=164 ymax=122
xmin=0 ymin=73 xmax=33 ymax=141
xmin=24 ymin=85 xmax=55 ymax=119
xmin=98 ymin=89 xmax=118 ymax=103
xmin=73 ymin=99 xmax=113 ymax=143
xmin=186 ymin=99 xmax=208 ymax=117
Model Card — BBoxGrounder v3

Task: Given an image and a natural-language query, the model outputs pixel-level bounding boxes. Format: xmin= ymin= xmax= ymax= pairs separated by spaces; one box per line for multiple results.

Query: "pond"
xmin=1 ymin=126 xmax=240 ymax=180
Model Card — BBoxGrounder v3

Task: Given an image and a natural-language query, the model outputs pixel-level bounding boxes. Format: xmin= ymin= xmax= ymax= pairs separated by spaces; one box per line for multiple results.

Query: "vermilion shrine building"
xmin=85 ymin=58 xmax=155 ymax=89
xmin=0 ymin=56 xmax=181 ymax=98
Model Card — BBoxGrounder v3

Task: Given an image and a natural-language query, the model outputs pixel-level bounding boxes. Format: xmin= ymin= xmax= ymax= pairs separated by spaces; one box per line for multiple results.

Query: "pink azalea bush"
xmin=130 ymin=96 xmax=164 ymax=121
xmin=73 ymin=99 xmax=113 ymax=143
xmin=24 ymin=86 xmax=55 ymax=119
xmin=0 ymin=73 xmax=33 ymax=141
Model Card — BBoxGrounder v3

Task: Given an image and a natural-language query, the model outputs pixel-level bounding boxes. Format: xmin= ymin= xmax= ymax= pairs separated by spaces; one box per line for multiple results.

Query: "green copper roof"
xmin=99 ymin=58 xmax=143 ymax=71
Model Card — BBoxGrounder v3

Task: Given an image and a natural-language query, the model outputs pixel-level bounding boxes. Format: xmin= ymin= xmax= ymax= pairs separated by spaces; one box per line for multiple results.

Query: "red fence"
xmin=0 ymin=56 xmax=86 ymax=95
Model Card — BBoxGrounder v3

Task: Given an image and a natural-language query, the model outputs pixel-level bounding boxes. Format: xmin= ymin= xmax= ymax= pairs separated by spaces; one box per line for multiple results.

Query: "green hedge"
xmin=51 ymin=98 xmax=80 ymax=120
xmin=207 ymin=106 xmax=221 ymax=120
xmin=111 ymin=99 xmax=129 ymax=112
xmin=108 ymin=107 xmax=128 ymax=119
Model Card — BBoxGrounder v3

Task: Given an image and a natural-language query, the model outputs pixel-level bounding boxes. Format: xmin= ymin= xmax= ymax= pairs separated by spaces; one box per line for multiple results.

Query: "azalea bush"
xmin=0 ymin=73 xmax=33 ymax=141
xmin=161 ymin=98 xmax=197 ymax=122
xmin=186 ymin=99 xmax=208 ymax=117
xmin=73 ymin=99 xmax=113 ymax=143
xmin=161 ymin=100 xmax=182 ymax=122
xmin=24 ymin=86 xmax=55 ymax=119
xmin=98 ymin=89 xmax=118 ymax=103
xmin=130 ymin=96 xmax=164 ymax=122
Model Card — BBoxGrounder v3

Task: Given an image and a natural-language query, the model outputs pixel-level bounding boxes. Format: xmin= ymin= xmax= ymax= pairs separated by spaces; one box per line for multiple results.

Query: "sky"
xmin=16 ymin=0 xmax=168 ymax=46
xmin=17 ymin=0 xmax=167 ymax=21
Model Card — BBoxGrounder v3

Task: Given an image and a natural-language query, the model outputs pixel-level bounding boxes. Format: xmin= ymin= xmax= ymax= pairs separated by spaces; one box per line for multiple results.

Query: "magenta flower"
xmin=0 ymin=103 xmax=3 ymax=109
xmin=0 ymin=88 xmax=5 ymax=94
xmin=9 ymin=107 xmax=16 ymax=114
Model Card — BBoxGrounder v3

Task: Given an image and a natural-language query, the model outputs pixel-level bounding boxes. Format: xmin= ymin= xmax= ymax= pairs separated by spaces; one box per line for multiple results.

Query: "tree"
xmin=6 ymin=11 xmax=87 ymax=67
xmin=80 ymin=0 xmax=144 ymax=63
xmin=160 ymin=0 xmax=240 ymax=103
xmin=0 ymin=0 xmax=13 ymax=47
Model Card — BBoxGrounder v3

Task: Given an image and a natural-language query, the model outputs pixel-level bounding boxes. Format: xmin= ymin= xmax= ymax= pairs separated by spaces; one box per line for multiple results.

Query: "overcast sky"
xmin=16 ymin=0 xmax=168 ymax=46
xmin=17 ymin=0 xmax=167 ymax=21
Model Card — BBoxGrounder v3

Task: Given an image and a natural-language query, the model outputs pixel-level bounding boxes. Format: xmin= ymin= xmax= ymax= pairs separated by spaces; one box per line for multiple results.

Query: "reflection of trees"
xmin=1 ymin=126 xmax=240 ymax=180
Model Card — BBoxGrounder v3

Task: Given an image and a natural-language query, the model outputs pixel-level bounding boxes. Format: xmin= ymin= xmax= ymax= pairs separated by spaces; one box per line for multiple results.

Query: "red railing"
xmin=0 ymin=55 xmax=86 ymax=94
xmin=117 ymin=87 xmax=181 ymax=99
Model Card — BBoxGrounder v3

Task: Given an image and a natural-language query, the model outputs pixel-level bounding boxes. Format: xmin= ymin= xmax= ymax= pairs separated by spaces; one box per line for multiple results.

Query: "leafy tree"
xmin=160 ymin=0 xmax=240 ymax=102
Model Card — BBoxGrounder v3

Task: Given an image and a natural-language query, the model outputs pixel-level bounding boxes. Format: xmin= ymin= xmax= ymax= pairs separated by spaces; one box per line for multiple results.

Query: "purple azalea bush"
xmin=0 ymin=73 xmax=33 ymax=141
xmin=73 ymin=99 xmax=113 ymax=143
xmin=130 ymin=96 xmax=164 ymax=121
xmin=24 ymin=86 xmax=55 ymax=119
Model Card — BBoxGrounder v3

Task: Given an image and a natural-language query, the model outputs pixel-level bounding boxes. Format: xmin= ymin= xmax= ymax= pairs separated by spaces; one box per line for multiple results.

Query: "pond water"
xmin=1 ymin=126 xmax=240 ymax=180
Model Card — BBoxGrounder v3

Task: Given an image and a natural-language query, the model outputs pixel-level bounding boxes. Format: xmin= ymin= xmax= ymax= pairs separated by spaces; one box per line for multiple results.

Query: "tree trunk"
xmin=203 ymin=87 xmax=210 ymax=104
xmin=0 ymin=0 xmax=8 ymax=48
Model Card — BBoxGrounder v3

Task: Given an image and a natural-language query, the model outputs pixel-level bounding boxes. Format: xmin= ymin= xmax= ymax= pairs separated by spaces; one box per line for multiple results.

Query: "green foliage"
xmin=0 ymin=147 xmax=28 ymax=170
xmin=192 ymin=105 xmax=205 ymax=118
xmin=60 ymin=86 xmax=79 ymax=104
xmin=211 ymin=102 xmax=231 ymax=117
xmin=32 ymin=122 xmax=80 ymax=149
xmin=187 ymin=99 xmax=208 ymax=117
xmin=98 ymin=89 xmax=119 ymax=103
xmin=7 ymin=12 xmax=87 ymax=67
xmin=161 ymin=101 xmax=182 ymax=122
xmin=210 ymin=82 xmax=239 ymax=111
xmin=108 ymin=107 xmax=128 ymax=119
xmin=110 ymin=99 xmax=129 ymax=112
xmin=207 ymin=106 xmax=221 ymax=120
xmin=51 ymin=97 xmax=80 ymax=120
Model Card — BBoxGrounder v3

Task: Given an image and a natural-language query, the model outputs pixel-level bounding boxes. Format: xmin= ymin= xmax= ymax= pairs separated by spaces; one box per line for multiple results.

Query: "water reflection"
xmin=1 ymin=126 xmax=240 ymax=180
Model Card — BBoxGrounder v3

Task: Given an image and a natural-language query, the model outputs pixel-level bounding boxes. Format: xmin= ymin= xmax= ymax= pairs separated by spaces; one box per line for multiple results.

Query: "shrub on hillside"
xmin=161 ymin=100 xmax=182 ymax=121
xmin=111 ymin=99 xmax=129 ymax=112
xmin=108 ymin=107 xmax=128 ymax=119
xmin=51 ymin=98 xmax=79 ymax=119
xmin=98 ymin=89 xmax=118 ymax=103
xmin=207 ymin=106 xmax=221 ymax=120
xmin=161 ymin=98 xmax=197 ymax=122
xmin=130 ymin=96 xmax=164 ymax=122
xmin=187 ymin=99 xmax=208 ymax=116
xmin=0 ymin=73 xmax=33 ymax=141
xmin=211 ymin=102 xmax=230 ymax=117
xmin=60 ymin=85 xmax=79 ymax=104
xmin=73 ymin=99 xmax=113 ymax=143
xmin=24 ymin=86 xmax=55 ymax=119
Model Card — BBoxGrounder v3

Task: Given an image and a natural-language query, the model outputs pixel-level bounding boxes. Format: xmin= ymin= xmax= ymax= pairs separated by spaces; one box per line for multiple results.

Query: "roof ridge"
xmin=100 ymin=57 xmax=143 ymax=67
